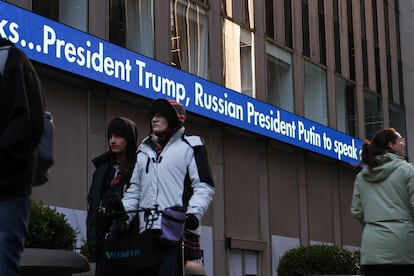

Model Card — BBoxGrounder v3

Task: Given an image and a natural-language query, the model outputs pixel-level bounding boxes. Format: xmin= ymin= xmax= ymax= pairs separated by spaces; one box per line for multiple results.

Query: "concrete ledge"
xmin=21 ymin=248 xmax=90 ymax=276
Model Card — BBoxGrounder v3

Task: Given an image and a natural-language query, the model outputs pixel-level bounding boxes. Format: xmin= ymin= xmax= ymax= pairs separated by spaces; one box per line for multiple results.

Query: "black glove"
xmin=185 ymin=214 xmax=199 ymax=230
xmin=106 ymin=220 xmax=129 ymax=240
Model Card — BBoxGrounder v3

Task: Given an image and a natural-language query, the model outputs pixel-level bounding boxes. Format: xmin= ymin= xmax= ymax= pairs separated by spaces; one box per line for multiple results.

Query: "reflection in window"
xmin=364 ymin=91 xmax=383 ymax=140
xmin=229 ymin=249 xmax=258 ymax=276
xmin=240 ymin=30 xmax=253 ymax=97
xmin=33 ymin=0 xmax=88 ymax=32
xmin=224 ymin=19 xmax=255 ymax=97
xmin=304 ymin=61 xmax=328 ymax=125
xmin=109 ymin=0 xmax=154 ymax=57
xmin=389 ymin=103 xmax=406 ymax=139
xmin=335 ymin=77 xmax=357 ymax=136
xmin=171 ymin=0 xmax=208 ymax=79
xmin=223 ymin=0 xmax=254 ymax=29
xmin=266 ymin=43 xmax=294 ymax=112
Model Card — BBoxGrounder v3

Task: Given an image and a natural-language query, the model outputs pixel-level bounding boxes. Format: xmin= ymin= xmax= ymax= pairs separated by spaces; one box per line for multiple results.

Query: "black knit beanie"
xmin=107 ymin=117 xmax=137 ymax=157
xmin=147 ymin=98 xmax=186 ymax=130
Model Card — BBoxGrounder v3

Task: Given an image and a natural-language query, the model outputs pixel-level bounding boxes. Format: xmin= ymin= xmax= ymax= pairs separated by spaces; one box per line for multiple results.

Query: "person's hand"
xmin=185 ymin=214 xmax=199 ymax=230
xmin=112 ymin=220 xmax=129 ymax=233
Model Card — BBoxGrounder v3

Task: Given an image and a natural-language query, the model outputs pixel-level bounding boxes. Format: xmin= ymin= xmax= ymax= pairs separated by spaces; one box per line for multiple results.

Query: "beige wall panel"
xmin=292 ymin=0 xmax=304 ymax=116
xmin=88 ymin=0 xmax=107 ymax=39
xmin=352 ymin=0 xmax=363 ymax=84
xmin=309 ymin=0 xmax=319 ymax=61
xmin=274 ymin=0 xmax=285 ymax=45
xmin=209 ymin=0 xmax=224 ymax=85
xmin=32 ymin=78 xmax=88 ymax=210
xmin=106 ymin=96 xmax=147 ymax=140
xmin=8 ymin=0 xmax=29 ymax=9
xmin=388 ymin=0 xmax=400 ymax=104
xmin=306 ymin=156 xmax=334 ymax=243
xmin=268 ymin=145 xmax=299 ymax=238
xmin=325 ymin=0 xmax=336 ymax=129
xmin=376 ymin=0 xmax=390 ymax=126
xmin=364 ymin=0 xmax=376 ymax=91
xmin=154 ymin=1 xmax=170 ymax=64
xmin=224 ymin=134 xmax=260 ymax=239
xmin=339 ymin=0 xmax=349 ymax=79
xmin=339 ymin=165 xmax=362 ymax=246
xmin=87 ymin=88 xmax=107 ymax=192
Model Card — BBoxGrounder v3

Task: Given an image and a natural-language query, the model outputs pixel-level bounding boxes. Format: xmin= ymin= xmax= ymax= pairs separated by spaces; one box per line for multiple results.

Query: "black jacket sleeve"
xmin=0 ymin=46 xmax=44 ymax=167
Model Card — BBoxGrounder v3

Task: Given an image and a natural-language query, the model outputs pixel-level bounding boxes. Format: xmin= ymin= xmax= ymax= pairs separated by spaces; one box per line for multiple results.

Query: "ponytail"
xmin=360 ymin=128 xmax=398 ymax=168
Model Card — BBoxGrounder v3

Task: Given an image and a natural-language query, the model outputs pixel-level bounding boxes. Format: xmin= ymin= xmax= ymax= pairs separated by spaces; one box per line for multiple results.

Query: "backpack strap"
xmin=181 ymin=133 xmax=204 ymax=148
xmin=180 ymin=133 xmax=206 ymax=208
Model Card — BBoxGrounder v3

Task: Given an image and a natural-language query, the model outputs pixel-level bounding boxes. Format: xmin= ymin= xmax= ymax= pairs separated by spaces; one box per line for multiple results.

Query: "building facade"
xmin=2 ymin=0 xmax=408 ymax=275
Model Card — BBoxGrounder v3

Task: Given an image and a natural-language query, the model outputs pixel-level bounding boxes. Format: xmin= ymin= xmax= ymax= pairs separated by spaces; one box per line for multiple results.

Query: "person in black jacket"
xmin=0 ymin=38 xmax=45 ymax=275
xmin=86 ymin=117 xmax=137 ymax=276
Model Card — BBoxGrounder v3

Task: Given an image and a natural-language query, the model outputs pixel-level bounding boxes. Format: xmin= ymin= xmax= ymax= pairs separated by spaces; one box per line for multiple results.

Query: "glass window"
xmin=33 ymin=0 xmax=88 ymax=32
xmin=284 ymin=0 xmax=293 ymax=48
xmin=224 ymin=19 xmax=255 ymax=97
xmin=304 ymin=61 xmax=328 ymax=125
xmin=389 ymin=103 xmax=406 ymax=139
xmin=240 ymin=29 xmax=254 ymax=97
xmin=302 ymin=0 xmax=310 ymax=57
xmin=223 ymin=0 xmax=254 ymax=29
xmin=229 ymin=249 xmax=258 ymax=276
xmin=265 ymin=0 xmax=274 ymax=39
xmin=318 ymin=0 xmax=326 ymax=65
xmin=364 ymin=91 xmax=383 ymax=140
xmin=266 ymin=43 xmax=294 ymax=112
xmin=109 ymin=0 xmax=154 ymax=57
xmin=335 ymin=77 xmax=357 ymax=136
xmin=171 ymin=0 xmax=209 ymax=79
xmin=333 ymin=0 xmax=341 ymax=74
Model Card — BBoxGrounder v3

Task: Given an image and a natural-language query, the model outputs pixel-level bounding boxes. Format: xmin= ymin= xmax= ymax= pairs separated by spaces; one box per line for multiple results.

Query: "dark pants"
xmin=136 ymin=245 xmax=182 ymax=276
xmin=362 ymin=264 xmax=414 ymax=276
xmin=0 ymin=196 xmax=30 ymax=276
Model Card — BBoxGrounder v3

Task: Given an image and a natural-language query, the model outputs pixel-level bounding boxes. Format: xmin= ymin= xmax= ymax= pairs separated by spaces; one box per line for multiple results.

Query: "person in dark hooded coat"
xmin=0 ymin=37 xmax=45 ymax=276
xmin=86 ymin=117 xmax=137 ymax=276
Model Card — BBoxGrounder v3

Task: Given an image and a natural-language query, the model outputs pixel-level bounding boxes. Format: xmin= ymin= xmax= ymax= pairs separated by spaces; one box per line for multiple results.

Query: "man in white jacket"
xmin=122 ymin=98 xmax=215 ymax=275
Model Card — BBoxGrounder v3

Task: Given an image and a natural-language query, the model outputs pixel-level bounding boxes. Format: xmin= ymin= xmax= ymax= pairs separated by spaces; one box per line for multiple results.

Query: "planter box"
xmin=20 ymin=248 xmax=90 ymax=276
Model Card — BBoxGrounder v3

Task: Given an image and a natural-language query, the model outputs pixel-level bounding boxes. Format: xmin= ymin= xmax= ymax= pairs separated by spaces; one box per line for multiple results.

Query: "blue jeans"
xmin=0 ymin=196 xmax=30 ymax=276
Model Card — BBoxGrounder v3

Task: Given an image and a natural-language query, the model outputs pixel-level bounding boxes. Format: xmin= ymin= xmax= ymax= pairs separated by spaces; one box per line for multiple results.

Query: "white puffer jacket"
xmin=122 ymin=127 xmax=215 ymax=234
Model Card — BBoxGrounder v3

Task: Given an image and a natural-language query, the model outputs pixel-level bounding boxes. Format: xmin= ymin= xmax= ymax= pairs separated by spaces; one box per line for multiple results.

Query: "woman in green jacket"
xmin=351 ymin=128 xmax=414 ymax=276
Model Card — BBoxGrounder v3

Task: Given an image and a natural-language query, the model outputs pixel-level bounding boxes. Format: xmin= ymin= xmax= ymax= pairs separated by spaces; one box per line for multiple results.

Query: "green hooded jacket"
xmin=351 ymin=152 xmax=414 ymax=265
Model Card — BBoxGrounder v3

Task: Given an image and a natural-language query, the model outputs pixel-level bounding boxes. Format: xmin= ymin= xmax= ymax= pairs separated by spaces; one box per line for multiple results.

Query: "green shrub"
xmin=277 ymin=244 xmax=360 ymax=276
xmin=79 ymin=239 xmax=95 ymax=262
xmin=25 ymin=200 xmax=77 ymax=250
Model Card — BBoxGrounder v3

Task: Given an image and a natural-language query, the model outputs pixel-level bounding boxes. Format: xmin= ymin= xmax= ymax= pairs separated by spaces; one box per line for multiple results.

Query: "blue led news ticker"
xmin=0 ymin=2 xmax=363 ymax=164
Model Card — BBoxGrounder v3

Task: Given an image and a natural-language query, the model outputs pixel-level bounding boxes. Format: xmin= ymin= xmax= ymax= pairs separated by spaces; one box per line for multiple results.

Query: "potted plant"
xmin=277 ymin=244 xmax=361 ymax=276
xmin=21 ymin=200 xmax=90 ymax=275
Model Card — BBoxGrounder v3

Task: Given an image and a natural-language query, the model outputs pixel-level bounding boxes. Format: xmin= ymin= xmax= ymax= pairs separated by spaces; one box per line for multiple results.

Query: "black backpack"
xmin=0 ymin=45 xmax=54 ymax=186
xmin=34 ymin=111 xmax=54 ymax=186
